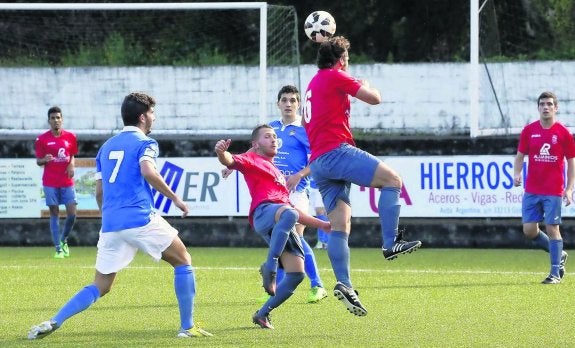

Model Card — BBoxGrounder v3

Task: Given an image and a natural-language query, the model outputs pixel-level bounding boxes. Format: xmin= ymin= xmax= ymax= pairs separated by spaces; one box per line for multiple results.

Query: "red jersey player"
xmin=215 ymin=124 xmax=329 ymax=329
xmin=303 ymin=36 xmax=422 ymax=316
xmin=35 ymin=106 xmax=78 ymax=259
xmin=513 ymin=91 xmax=574 ymax=284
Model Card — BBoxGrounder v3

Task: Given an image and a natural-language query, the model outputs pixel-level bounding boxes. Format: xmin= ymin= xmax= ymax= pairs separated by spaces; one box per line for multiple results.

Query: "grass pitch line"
xmin=1 ymin=264 xmax=548 ymax=276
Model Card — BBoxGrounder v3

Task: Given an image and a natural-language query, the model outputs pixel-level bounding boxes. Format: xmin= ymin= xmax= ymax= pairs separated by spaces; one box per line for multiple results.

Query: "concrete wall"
xmin=2 ymin=217 xmax=574 ymax=249
xmin=2 ymin=61 xmax=575 ymax=138
xmin=2 ymin=62 xmax=575 ymax=248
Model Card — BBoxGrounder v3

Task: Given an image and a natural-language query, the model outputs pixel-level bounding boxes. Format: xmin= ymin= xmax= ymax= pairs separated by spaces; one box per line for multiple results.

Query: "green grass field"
xmin=1 ymin=247 xmax=573 ymax=347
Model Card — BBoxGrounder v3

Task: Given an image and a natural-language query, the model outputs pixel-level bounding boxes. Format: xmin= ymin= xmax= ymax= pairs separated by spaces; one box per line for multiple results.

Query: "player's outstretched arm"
xmin=215 ymin=139 xmax=234 ymax=167
xmin=220 ymin=144 xmax=254 ymax=178
xmin=141 ymin=160 xmax=189 ymax=217
xmin=295 ymin=207 xmax=331 ymax=232
xmin=355 ymin=80 xmax=381 ymax=105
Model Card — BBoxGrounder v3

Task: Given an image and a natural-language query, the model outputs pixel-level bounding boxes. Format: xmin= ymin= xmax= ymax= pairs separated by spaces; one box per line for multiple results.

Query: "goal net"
xmin=0 ymin=2 xmax=300 ymax=139
xmin=471 ymin=0 xmax=575 ymax=137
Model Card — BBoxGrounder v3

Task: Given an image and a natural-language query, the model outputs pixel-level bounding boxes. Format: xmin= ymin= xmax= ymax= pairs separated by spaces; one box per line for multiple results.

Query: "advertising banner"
xmin=2 ymin=156 xmax=574 ymax=218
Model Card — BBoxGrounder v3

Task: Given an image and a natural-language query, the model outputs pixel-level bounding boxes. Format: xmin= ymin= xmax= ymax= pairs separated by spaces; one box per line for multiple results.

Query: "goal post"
xmin=0 ymin=2 xmax=300 ymax=139
xmin=469 ymin=0 xmax=480 ymax=138
xmin=469 ymin=0 xmax=575 ymax=137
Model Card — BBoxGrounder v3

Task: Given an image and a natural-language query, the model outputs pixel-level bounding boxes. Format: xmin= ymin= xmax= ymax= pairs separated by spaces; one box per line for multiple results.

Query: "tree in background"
xmin=1 ymin=0 xmax=573 ymax=65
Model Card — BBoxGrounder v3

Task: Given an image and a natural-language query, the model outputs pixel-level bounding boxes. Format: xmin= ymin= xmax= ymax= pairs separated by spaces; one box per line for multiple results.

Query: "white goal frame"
xmin=470 ymin=0 xmax=524 ymax=137
xmin=0 ymin=2 xmax=271 ymax=136
xmin=469 ymin=0 xmax=575 ymax=137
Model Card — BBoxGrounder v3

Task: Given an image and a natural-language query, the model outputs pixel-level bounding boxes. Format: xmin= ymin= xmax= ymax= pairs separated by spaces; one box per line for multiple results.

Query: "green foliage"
xmin=2 ymin=1 xmax=575 ymax=65
xmin=2 ymin=247 xmax=575 ymax=347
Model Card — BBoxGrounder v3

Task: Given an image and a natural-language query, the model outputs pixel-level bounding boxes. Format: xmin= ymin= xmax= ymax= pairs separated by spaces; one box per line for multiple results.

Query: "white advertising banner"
xmin=0 ymin=159 xmax=43 ymax=218
xmin=351 ymin=155 xmax=524 ymax=218
xmin=2 ymin=156 xmax=574 ymax=218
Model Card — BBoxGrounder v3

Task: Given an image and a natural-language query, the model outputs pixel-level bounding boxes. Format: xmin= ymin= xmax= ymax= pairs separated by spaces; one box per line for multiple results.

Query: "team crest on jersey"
xmin=289 ymin=130 xmax=296 ymax=136
xmin=277 ymin=138 xmax=283 ymax=149
xmin=552 ymin=135 xmax=558 ymax=144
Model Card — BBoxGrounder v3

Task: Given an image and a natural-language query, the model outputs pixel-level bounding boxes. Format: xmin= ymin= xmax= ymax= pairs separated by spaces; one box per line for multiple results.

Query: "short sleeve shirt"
xmin=518 ymin=120 xmax=575 ymax=196
xmin=303 ymin=68 xmax=362 ymax=162
xmin=95 ymin=126 xmax=159 ymax=232
xmin=35 ymin=129 xmax=78 ymax=187
xmin=229 ymin=151 xmax=290 ymax=225
xmin=269 ymin=117 xmax=311 ymax=192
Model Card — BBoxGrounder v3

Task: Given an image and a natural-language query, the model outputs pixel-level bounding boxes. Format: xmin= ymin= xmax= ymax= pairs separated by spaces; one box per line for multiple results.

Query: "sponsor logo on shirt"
xmin=52 ymin=147 xmax=70 ymax=163
xmin=534 ymin=143 xmax=558 ymax=163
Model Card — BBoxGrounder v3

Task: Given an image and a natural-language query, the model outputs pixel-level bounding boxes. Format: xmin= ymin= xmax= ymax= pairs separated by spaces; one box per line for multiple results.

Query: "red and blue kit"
xmin=518 ymin=120 xmax=575 ymax=196
xmin=303 ymin=68 xmax=362 ymax=162
xmin=229 ymin=152 xmax=290 ymax=225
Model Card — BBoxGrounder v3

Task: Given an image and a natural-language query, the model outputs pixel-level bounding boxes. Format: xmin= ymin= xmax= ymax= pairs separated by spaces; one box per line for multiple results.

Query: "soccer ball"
xmin=304 ymin=11 xmax=336 ymax=43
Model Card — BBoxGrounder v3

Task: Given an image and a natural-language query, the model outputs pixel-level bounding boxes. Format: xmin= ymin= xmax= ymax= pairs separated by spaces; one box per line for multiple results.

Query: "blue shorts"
xmin=522 ymin=192 xmax=562 ymax=225
xmin=252 ymin=203 xmax=304 ymax=259
xmin=310 ymin=144 xmax=380 ymax=213
xmin=43 ymin=186 xmax=77 ymax=207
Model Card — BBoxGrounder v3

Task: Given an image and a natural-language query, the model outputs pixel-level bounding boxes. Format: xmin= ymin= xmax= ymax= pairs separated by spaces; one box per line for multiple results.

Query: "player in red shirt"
xmin=303 ymin=36 xmax=422 ymax=316
xmin=513 ymin=91 xmax=574 ymax=284
xmin=215 ymin=124 xmax=330 ymax=329
xmin=35 ymin=106 xmax=78 ymax=259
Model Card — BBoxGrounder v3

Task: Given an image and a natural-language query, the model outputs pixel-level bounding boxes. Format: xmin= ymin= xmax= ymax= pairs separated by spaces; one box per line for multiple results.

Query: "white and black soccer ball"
xmin=304 ymin=11 xmax=336 ymax=43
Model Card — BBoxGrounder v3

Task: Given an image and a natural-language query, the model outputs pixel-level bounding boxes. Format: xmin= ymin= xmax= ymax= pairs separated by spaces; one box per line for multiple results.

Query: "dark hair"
xmin=121 ymin=92 xmax=156 ymax=126
xmin=47 ymin=106 xmax=62 ymax=119
xmin=251 ymin=124 xmax=274 ymax=141
xmin=537 ymin=91 xmax=558 ymax=106
xmin=316 ymin=36 xmax=350 ymax=69
xmin=277 ymin=85 xmax=300 ymax=102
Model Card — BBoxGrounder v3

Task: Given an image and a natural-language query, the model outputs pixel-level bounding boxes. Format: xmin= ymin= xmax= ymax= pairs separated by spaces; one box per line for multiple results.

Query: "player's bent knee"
xmin=372 ymin=165 xmax=402 ymax=188
xmin=279 ymin=208 xmax=299 ymax=225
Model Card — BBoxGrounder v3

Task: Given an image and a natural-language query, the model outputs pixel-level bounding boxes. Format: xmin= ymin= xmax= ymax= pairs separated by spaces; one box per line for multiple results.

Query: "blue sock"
xmin=49 ymin=215 xmax=61 ymax=250
xmin=174 ymin=265 xmax=195 ymax=330
xmin=318 ymin=230 xmax=329 ymax=244
xmin=52 ymin=284 xmax=100 ymax=326
xmin=266 ymin=209 xmax=298 ymax=271
xmin=379 ymin=187 xmax=401 ymax=249
xmin=531 ymin=230 xmax=550 ymax=252
xmin=60 ymin=214 xmax=76 ymax=242
xmin=549 ymin=239 xmax=563 ymax=277
xmin=317 ymin=214 xmax=329 ymax=244
xmin=276 ymin=267 xmax=285 ymax=284
xmin=259 ymin=272 xmax=304 ymax=316
xmin=327 ymin=231 xmax=351 ymax=287
xmin=301 ymin=236 xmax=322 ymax=288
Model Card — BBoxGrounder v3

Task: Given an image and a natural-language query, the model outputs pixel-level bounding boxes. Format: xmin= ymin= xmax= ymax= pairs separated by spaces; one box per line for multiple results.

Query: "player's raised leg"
xmin=371 ymin=162 xmax=421 ymax=260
